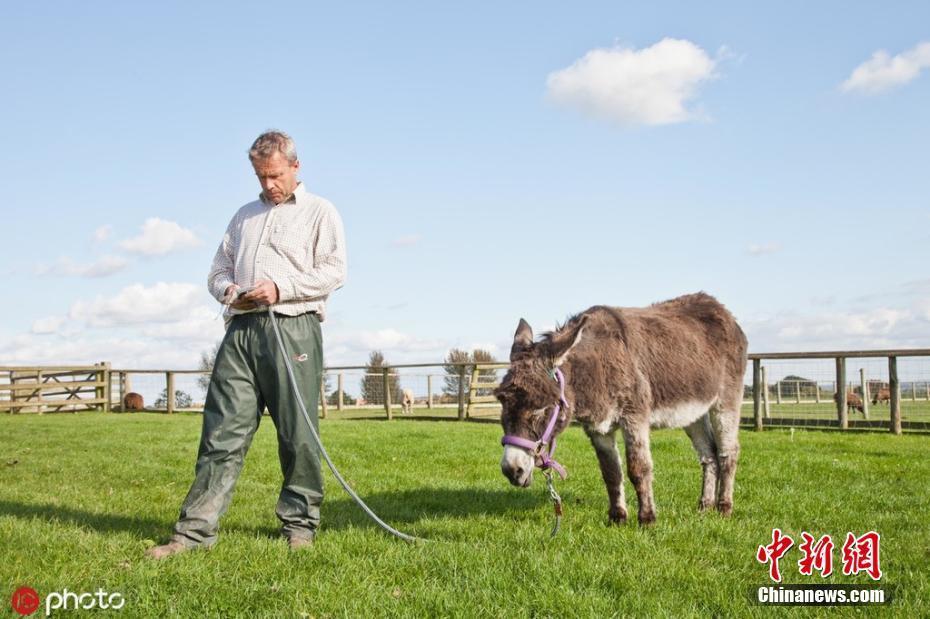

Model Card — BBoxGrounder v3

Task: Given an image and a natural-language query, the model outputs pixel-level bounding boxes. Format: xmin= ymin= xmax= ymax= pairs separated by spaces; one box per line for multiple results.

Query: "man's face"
xmin=252 ymin=153 xmax=300 ymax=204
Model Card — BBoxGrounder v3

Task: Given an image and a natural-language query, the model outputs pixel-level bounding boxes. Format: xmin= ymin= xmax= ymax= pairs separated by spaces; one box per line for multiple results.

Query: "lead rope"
xmin=545 ymin=470 xmax=563 ymax=538
xmin=266 ymin=306 xmax=426 ymax=543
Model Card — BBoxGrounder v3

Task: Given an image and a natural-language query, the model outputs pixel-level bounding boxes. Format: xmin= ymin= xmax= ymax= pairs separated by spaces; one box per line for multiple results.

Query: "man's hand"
xmin=242 ymin=279 xmax=279 ymax=306
xmin=224 ymin=284 xmax=256 ymax=311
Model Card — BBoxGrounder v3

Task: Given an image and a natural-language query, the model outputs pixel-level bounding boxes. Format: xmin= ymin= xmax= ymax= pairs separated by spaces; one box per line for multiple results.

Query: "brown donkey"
xmin=496 ymin=292 xmax=748 ymax=525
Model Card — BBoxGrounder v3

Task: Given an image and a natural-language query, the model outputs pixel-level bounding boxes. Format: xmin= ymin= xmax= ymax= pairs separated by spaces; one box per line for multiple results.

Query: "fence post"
xmin=794 ymin=380 xmax=801 ymax=404
xmin=815 ymin=381 xmax=821 ymax=403
xmin=427 ymin=375 xmax=433 ymax=409
xmin=775 ymin=380 xmax=782 ymax=404
xmin=102 ymin=362 xmax=111 ymax=413
xmin=457 ymin=365 xmax=466 ymax=421
xmin=337 ymin=373 xmax=344 ymax=411
xmin=319 ymin=374 xmax=327 ymax=419
xmin=752 ymin=359 xmax=762 ymax=431
xmin=382 ymin=367 xmax=392 ymax=420
xmin=118 ymin=371 xmax=126 ymax=412
xmin=889 ymin=356 xmax=901 ymax=435
xmin=466 ymin=364 xmax=481 ymax=419
xmin=859 ymin=368 xmax=869 ymax=420
xmin=912 ymin=381 xmax=917 ymax=402
xmin=36 ymin=369 xmax=45 ymax=415
xmin=761 ymin=366 xmax=770 ymax=418
xmin=166 ymin=371 xmax=175 ymax=414
xmin=835 ymin=357 xmax=847 ymax=429
xmin=8 ymin=371 xmax=16 ymax=414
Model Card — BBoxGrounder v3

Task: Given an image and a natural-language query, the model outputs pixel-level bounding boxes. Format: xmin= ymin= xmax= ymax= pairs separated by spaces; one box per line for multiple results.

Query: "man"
xmin=147 ymin=130 xmax=346 ymax=558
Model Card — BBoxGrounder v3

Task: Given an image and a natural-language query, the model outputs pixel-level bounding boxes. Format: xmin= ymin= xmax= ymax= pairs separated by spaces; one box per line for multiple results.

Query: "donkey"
xmin=496 ymin=292 xmax=748 ymax=525
xmin=872 ymin=388 xmax=890 ymax=405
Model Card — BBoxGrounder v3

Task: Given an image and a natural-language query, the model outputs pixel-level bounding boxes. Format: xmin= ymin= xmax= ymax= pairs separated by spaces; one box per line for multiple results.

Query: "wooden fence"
xmin=5 ymin=349 xmax=930 ymax=433
xmin=0 ymin=364 xmax=111 ymax=413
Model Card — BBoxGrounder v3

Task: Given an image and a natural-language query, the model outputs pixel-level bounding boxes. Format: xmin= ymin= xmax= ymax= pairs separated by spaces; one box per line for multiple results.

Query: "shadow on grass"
xmin=0 ymin=486 xmax=548 ymax=542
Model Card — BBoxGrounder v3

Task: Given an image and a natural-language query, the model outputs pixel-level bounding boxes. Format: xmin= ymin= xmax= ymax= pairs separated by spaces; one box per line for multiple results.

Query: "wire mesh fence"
xmin=105 ymin=363 xmax=508 ymax=420
xmin=742 ymin=351 xmax=930 ymax=432
xmin=6 ymin=350 xmax=930 ymax=433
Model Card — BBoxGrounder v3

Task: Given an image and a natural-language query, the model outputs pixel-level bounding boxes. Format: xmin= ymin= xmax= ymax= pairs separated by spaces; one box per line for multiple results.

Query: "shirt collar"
xmin=260 ymin=181 xmax=306 ymax=207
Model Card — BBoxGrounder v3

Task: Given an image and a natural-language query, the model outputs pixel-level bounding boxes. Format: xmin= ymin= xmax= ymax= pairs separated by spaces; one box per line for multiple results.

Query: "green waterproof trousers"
xmin=172 ymin=311 xmax=322 ymax=547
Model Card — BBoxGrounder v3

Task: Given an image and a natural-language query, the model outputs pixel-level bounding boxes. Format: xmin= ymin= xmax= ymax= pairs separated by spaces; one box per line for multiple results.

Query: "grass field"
xmin=2 ymin=413 xmax=928 ymax=617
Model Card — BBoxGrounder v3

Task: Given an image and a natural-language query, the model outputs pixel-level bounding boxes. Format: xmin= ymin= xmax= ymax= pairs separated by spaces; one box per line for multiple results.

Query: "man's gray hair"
xmin=249 ymin=130 xmax=298 ymax=163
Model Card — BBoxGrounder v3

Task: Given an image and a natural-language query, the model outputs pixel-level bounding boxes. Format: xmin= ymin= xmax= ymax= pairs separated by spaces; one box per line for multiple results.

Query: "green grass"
xmin=1 ymin=413 xmax=928 ymax=617
xmin=739 ymin=400 xmax=930 ymax=425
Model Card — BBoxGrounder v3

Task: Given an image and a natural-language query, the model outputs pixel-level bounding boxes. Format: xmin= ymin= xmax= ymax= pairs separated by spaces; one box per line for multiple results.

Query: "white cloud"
xmin=0 ymin=333 xmax=212 ymax=370
xmin=392 ymin=234 xmax=421 ymax=248
xmin=93 ymin=225 xmax=112 ymax=242
xmin=118 ymin=218 xmax=200 ymax=256
xmin=744 ymin=300 xmax=930 ymax=352
xmin=34 ymin=255 xmax=129 ymax=278
xmin=841 ymin=41 xmax=930 ymax=94
xmin=140 ymin=306 xmax=223 ymax=341
xmin=69 ymin=282 xmax=206 ymax=328
xmin=2 ymin=283 xmax=225 ymax=369
xmin=546 ymin=38 xmax=719 ymax=126
xmin=31 ymin=316 xmax=66 ymax=335
xmin=747 ymin=242 xmax=782 ymax=256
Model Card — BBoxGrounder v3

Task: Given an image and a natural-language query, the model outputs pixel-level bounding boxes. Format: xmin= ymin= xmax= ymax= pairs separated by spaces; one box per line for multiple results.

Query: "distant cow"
xmin=123 ymin=392 xmax=144 ymax=411
xmin=836 ymin=391 xmax=864 ymax=415
xmin=872 ymin=388 xmax=890 ymax=405
xmin=401 ymin=389 xmax=414 ymax=414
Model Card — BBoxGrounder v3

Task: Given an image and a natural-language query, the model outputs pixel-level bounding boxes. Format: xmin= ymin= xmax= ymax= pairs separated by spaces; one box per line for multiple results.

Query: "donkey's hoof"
xmin=698 ymin=499 xmax=715 ymax=512
xmin=608 ymin=507 xmax=628 ymax=526
xmin=717 ymin=501 xmax=733 ymax=517
xmin=637 ymin=511 xmax=656 ymax=527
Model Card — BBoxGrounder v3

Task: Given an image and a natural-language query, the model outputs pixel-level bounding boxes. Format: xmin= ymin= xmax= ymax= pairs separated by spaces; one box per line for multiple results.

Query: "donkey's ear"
xmin=510 ymin=318 xmax=534 ymax=360
xmin=549 ymin=314 xmax=589 ymax=367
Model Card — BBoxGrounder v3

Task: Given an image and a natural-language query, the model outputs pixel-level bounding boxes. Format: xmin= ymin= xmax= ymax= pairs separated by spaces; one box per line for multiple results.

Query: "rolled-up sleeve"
xmin=207 ymin=215 xmax=238 ymax=302
xmin=278 ymin=203 xmax=347 ymax=302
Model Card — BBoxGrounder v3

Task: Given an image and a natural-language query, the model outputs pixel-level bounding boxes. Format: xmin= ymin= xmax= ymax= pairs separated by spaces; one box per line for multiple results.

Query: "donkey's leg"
xmin=585 ymin=429 xmax=627 ymax=525
xmin=621 ymin=421 xmax=656 ymax=526
xmin=709 ymin=406 xmax=740 ymax=516
xmin=684 ymin=414 xmax=719 ymax=512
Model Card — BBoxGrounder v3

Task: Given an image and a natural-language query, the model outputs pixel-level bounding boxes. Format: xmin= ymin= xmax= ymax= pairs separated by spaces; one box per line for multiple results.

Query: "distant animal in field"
xmin=123 ymin=392 xmax=144 ymax=411
xmin=497 ymin=292 xmax=747 ymax=525
xmin=872 ymin=388 xmax=890 ymax=405
xmin=401 ymin=389 xmax=414 ymax=414
xmin=836 ymin=391 xmax=864 ymax=414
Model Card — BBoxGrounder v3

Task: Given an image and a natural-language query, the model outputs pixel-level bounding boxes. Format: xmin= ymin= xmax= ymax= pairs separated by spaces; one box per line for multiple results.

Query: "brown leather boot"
xmin=145 ymin=540 xmax=190 ymax=560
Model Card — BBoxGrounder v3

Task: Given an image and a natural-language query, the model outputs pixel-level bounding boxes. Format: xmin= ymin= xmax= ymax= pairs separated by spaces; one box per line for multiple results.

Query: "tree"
xmin=471 ymin=348 xmax=499 ymax=396
xmin=327 ymin=389 xmax=356 ymax=405
xmin=155 ymin=388 xmax=193 ymax=409
xmin=198 ymin=341 xmax=222 ymax=393
xmin=361 ymin=350 xmax=402 ymax=405
xmin=443 ymin=348 xmax=471 ymax=397
xmin=443 ymin=348 xmax=499 ymax=397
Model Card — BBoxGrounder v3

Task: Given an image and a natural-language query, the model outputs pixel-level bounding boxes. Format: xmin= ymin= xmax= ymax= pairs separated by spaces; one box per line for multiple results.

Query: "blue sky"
xmin=1 ymin=1 xmax=928 ymax=371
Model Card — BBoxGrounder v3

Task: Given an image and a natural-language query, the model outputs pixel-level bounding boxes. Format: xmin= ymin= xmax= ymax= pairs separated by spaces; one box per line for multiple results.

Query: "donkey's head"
xmin=495 ymin=315 xmax=588 ymax=487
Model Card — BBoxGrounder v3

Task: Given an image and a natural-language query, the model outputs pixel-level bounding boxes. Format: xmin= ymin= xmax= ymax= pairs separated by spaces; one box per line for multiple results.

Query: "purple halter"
xmin=501 ymin=368 xmax=569 ymax=480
